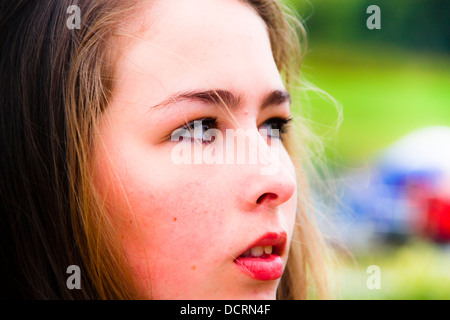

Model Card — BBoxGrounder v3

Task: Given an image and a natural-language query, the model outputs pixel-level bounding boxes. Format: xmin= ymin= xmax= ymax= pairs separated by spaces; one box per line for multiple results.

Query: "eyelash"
xmin=175 ymin=116 xmax=292 ymax=144
xmin=259 ymin=117 xmax=292 ymax=139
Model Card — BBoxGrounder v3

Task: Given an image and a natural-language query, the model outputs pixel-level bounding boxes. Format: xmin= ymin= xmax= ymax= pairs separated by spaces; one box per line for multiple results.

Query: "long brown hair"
xmin=0 ymin=0 xmax=334 ymax=299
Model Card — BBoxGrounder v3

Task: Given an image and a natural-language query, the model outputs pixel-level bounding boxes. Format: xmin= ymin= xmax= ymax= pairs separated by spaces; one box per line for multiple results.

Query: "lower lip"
xmin=234 ymin=254 xmax=284 ymax=281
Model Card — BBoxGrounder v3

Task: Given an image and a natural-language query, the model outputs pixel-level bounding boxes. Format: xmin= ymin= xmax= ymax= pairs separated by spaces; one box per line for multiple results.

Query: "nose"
xmin=235 ymin=133 xmax=297 ymax=211
xmin=239 ymin=169 xmax=297 ymax=211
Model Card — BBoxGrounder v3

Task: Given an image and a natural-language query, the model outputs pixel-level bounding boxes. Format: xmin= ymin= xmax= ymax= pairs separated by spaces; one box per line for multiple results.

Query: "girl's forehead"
xmin=111 ymin=0 xmax=282 ymax=108
xmin=134 ymin=0 xmax=268 ymax=49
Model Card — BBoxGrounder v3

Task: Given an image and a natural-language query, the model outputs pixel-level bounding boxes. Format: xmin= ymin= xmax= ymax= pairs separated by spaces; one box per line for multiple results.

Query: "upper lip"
xmin=236 ymin=231 xmax=288 ymax=258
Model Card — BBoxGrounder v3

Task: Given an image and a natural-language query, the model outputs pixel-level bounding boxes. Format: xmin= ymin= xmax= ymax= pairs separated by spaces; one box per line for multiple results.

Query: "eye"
xmin=259 ymin=117 xmax=292 ymax=140
xmin=171 ymin=117 xmax=219 ymax=144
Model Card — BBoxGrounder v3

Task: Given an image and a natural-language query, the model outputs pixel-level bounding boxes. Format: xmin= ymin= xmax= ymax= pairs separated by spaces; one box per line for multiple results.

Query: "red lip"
xmin=234 ymin=231 xmax=287 ymax=281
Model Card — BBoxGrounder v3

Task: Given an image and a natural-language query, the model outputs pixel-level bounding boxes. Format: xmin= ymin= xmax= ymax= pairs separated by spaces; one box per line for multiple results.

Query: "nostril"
xmin=256 ymin=192 xmax=278 ymax=205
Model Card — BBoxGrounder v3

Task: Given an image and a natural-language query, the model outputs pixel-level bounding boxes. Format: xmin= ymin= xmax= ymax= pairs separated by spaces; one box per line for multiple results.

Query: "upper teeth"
xmin=242 ymin=246 xmax=273 ymax=257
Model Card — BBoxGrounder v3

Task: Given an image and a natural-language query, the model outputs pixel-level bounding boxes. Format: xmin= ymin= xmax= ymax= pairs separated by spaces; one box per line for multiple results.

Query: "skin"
xmin=92 ymin=0 xmax=298 ymax=299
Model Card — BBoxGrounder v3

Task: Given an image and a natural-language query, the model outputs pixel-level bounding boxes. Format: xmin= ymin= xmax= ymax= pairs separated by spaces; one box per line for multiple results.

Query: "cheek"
xmin=92 ymin=142 xmax=232 ymax=295
xmin=126 ymin=180 xmax=227 ymax=255
xmin=122 ymin=180 xmax=233 ymax=298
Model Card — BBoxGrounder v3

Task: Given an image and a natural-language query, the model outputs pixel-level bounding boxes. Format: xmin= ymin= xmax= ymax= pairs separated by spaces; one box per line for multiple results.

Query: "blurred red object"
xmin=425 ymin=197 xmax=450 ymax=242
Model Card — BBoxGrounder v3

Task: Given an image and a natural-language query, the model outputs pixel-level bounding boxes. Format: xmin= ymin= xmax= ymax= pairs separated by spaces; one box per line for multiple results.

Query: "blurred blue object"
xmin=379 ymin=126 xmax=450 ymax=179
xmin=338 ymin=126 xmax=450 ymax=247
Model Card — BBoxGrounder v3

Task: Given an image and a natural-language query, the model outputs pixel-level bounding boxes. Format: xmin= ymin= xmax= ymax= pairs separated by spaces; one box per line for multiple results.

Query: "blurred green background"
xmin=282 ymin=0 xmax=450 ymax=299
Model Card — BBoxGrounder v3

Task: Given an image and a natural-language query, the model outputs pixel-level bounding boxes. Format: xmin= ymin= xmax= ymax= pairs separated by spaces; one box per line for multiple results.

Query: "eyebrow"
xmin=152 ymin=89 xmax=291 ymax=111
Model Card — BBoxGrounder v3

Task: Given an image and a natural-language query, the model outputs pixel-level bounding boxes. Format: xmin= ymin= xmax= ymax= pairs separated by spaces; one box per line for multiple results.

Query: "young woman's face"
xmin=93 ymin=0 xmax=298 ymax=299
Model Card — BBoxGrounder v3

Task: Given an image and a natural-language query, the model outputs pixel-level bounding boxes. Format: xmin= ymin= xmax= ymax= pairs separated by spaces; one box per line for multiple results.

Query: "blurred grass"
xmin=296 ymin=43 xmax=450 ymax=165
xmin=336 ymin=239 xmax=450 ymax=299
xmin=294 ymin=43 xmax=450 ymax=299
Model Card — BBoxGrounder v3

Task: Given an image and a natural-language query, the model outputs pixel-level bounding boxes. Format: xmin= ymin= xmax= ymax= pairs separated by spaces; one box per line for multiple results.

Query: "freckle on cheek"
xmin=191 ymin=265 xmax=196 ymax=271
xmin=173 ymin=217 xmax=177 ymax=222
